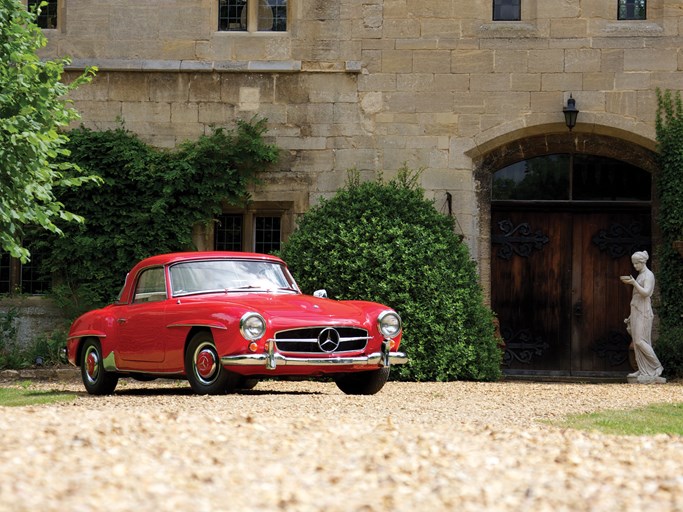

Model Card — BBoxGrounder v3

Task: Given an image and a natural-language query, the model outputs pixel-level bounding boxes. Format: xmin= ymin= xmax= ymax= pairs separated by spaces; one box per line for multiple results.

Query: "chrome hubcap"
xmin=85 ymin=348 xmax=99 ymax=383
xmin=195 ymin=346 xmax=217 ymax=383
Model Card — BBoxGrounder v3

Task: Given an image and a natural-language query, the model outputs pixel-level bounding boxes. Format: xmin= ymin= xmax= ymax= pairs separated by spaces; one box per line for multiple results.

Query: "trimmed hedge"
xmin=279 ymin=169 xmax=502 ymax=381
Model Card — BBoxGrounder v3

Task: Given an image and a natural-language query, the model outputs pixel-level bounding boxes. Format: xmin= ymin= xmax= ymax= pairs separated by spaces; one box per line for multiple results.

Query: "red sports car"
xmin=66 ymin=252 xmax=406 ymax=395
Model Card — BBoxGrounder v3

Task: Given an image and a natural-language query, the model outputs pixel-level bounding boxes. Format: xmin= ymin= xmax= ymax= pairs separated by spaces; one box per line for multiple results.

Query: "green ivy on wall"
xmin=38 ymin=118 xmax=279 ymax=316
xmin=654 ymin=89 xmax=683 ymax=378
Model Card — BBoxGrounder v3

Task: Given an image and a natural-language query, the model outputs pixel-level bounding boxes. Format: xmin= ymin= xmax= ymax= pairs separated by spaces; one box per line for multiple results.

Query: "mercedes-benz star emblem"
xmin=317 ymin=327 xmax=341 ymax=353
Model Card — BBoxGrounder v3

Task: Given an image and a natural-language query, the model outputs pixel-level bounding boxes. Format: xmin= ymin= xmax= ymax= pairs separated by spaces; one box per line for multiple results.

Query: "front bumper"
xmin=221 ymin=339 xmax=408 ymax=371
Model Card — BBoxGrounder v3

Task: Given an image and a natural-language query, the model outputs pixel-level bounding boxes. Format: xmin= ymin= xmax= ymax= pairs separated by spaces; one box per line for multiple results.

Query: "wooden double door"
xmin=491 ymin=205 xmax=651 ymax=377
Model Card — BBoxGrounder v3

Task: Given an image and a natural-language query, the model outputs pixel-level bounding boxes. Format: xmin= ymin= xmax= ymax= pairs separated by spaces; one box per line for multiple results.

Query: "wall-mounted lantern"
xmin=563 ymin=94 xmax=579 ymax=131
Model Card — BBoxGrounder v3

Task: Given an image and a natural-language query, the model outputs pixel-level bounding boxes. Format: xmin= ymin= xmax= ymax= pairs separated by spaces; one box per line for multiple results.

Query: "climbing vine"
xmin=39 ymin=118 xmax=279 ymax=315
xmin=654 ymin=89 xmax=683 ymax=378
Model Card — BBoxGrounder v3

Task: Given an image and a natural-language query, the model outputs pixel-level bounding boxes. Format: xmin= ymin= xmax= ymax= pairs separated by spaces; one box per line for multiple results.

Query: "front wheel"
xmin=185 ymin=332 xmax=239 ymax=395
xmin=80 ymin=339 xmax=119 ymax=395
xmin=334 ymin=367 xmax=390 ymax=395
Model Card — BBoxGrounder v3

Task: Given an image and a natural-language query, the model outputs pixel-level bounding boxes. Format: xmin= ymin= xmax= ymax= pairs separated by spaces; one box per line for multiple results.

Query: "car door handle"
xmin=117 ymin=318 xmax=127 ymax=324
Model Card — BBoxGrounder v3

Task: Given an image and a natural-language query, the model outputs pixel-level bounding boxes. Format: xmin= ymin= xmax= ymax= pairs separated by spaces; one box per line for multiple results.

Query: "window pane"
xmin=134 ymin=268 xmax=167 ymax=303
xmin=28 ymin=0 xmax=58 ymax=29
xmin=493 ymin=0 xmax=521 ymax=21
xmin=572 ymin=155 xmax=651 ymax=201
xmin=20 ymin=250 xmax=50 ymax=295
xmin=618 ymin=0 xmax=646 ymax=20
xmin=265 ymin=0 xmax=287 ymax=32
xmin=218 ymin=0 xmax=247 ymax=31
xmin=492 ymin=155 xmax=570 ymax=200
xmin=255 ymin=216 xmax=281 ymax=254
xmin=215 ymin=214 xmax=243 ymax=251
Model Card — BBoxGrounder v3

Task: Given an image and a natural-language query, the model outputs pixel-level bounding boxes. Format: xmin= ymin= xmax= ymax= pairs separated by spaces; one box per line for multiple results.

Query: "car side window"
xmin=133 ymin=268 xmax=167 ymax=303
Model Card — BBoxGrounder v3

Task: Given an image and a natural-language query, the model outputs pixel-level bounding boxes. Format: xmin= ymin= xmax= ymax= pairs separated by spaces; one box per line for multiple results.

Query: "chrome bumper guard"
xmin=221 ymin=339 xmax=408 ymax=371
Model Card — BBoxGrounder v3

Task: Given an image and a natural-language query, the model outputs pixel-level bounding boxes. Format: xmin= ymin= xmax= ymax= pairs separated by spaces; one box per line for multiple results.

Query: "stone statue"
xmin=620 ymin=251 xmax=666 ymax=384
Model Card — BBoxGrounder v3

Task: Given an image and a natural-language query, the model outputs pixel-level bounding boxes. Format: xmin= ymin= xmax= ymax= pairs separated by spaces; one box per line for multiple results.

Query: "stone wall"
xmin=0 ymin=297 xmax=66 ymax=350
xmin=35 ymin=0 xmax=683 ymax=293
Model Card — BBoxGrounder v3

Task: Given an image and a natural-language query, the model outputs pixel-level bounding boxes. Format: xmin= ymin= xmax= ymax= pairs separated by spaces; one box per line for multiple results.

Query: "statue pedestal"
xmin=627 ymin=375 xmax=667 ymax=384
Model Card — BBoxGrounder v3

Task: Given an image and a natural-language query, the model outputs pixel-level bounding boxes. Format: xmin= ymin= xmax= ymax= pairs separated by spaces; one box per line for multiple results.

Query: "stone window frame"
xmin=212 ymin=202 xmax=295 ymax=254
xmin=217 ymin=0 xmax=289 ymax=33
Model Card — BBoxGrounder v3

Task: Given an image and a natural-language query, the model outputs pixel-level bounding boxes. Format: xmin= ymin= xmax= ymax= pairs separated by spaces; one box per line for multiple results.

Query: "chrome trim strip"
xmin=221 ymin=350 xmax=408 ymax=369
xmin=167 ymin=323 xmax=228 ymax=330
xmin=276 ymin=336 xmax=372 ymax=343
xmin=67 ymin=333 xmax=107 ymax=341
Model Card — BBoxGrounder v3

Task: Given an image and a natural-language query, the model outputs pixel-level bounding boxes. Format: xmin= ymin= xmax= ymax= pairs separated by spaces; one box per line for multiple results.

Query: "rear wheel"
xmin=185 ymin=332 xmax=239 ymax=395
xmin=334 ymin=367 xmax=390 ymax=395
xmin=80 ymin=339 xmax=119 ymax=395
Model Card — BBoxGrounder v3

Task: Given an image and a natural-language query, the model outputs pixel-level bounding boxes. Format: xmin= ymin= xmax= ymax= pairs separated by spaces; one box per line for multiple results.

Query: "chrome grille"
xmin=275 ymin=327 xmax=369 ymax=354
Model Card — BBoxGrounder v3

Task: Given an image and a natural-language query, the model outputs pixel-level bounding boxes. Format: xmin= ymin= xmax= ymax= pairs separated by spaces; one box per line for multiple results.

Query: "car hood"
xmin=182 ymin=293 xmax=380 ymax=326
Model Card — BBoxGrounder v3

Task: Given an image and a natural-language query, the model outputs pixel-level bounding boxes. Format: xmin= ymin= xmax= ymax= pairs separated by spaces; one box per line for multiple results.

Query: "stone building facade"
xmin=27 ymin=0 xmax=683 ymax=376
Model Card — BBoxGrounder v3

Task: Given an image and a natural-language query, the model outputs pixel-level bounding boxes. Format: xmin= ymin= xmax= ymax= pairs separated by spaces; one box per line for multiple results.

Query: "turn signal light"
xmin=248 ymin=341 xmax=258 ymax=352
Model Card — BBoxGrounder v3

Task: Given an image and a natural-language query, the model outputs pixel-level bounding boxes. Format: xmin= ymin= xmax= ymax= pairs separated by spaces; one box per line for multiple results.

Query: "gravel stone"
xmin=1 ymin=375 xmax=682 ymax=511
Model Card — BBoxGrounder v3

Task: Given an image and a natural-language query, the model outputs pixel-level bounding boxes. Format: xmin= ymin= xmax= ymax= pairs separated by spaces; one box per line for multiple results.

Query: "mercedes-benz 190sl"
xmin=66 ymin=252 xmax=406 ymax=395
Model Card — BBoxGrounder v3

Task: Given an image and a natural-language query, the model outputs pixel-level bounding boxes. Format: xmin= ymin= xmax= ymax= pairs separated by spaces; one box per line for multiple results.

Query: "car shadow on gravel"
xmin=111 ymin=387 xmax=324 ymax=397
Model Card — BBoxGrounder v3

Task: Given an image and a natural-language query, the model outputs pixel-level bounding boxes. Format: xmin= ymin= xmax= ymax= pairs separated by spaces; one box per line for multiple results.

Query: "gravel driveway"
xmin=1 ymin=373 xmax=682 ymax=512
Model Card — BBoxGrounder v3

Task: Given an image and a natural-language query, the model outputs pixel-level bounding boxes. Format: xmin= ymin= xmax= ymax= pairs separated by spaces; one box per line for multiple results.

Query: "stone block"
xmin=528 ymin=49 xmax=565 ymax=72
xmin=383 ymin=18 xmax=421 ymax=39
xmin=149 ymin=74 xmax=190 ymax=102
xmin=121 ymin=102 xmax=171 ymax=124
xmin=189 ymin=75 xmax=224 ymax=105
xmin=493 ymin=50 xmax=529 ymax=73
xmin=541 ymin=72 xmax=582 ymax=92
xmin=470 ymin=74 xmax=511 ymax=92
xmin=412 ymin=50 xmax=452 ymax=73
xmin=550 ymin=19 xmax=588 ymax=39
xmin=451 ymin=50 xmax=494 ymax=73
xmin=583 ymin=72 xmax=616 ymax=91
xmin=197 ymin=101 xmax=235 ymax=124
xmin=615 ymin=72 xmax=651 ymax=90
xmin=511 ymin=73 xmax=541 ymax=91
xmin=381 ymin=50 xmax=414 ymax=73
xmin=606 ymin=91 xmax=638 ymax=117
xmin=565 ymin=49 xmax=602 ymax=72
xmin=73 ymin=100 xmax=123 ymax=122
xmin=171 ymin=103 xmax=199 ymax=124
xmin=625 ymin=49 xmax=678 ymax=71
xmin=108 ymin=72 xmax=149 ymax=102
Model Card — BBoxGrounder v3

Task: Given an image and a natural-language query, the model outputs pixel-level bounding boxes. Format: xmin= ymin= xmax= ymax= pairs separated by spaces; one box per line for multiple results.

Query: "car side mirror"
xmin=313 ymin=289 xmax=328 ymax=298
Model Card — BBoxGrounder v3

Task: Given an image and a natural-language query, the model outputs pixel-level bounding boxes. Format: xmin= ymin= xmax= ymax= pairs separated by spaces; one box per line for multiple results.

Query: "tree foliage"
xmin=0 ymin=0 xmax=97 ymax=262
xmin=40 ymin=119 xmax=278 ymax=314
xmin=279 ymin=167 xmax=502 ymax=381
xmin=654 ymin=89 xmax=683 ymax=378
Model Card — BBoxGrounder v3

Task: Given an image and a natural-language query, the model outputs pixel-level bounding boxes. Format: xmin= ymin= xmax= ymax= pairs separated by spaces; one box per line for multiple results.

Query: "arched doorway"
xmin=481 ymin=134 xmax=656 ymax=377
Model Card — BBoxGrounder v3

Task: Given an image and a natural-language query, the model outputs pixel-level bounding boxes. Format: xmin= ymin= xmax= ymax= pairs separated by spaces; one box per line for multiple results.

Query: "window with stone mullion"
xmin=218 ymin=0 xmax=287 ymax=32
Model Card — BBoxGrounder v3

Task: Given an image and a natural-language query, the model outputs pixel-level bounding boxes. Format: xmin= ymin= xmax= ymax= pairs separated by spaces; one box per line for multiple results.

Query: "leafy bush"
xmin=279 ymin=168 xmax=502 ymax=381
xmin=655 ymin=89 xmax=683 ymax=378
xmin=39 ymin=118 xmax=278 ymax=314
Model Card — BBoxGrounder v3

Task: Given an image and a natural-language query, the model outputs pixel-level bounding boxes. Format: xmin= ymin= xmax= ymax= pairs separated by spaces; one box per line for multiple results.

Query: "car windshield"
xmin=169 ymin=259 xmax=300 ymax=297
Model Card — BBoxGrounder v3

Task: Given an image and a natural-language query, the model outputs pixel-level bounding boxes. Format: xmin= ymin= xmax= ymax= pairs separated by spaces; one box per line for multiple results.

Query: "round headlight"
xmin=240 ymin=312 xmax=266 ymax=341
xmin=378 ymin=311 xmax=402 ymax=338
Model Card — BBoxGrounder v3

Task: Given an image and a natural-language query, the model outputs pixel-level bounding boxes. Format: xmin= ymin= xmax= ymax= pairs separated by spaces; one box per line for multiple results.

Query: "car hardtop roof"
xmin=133 ymin=251 xmax=285 ymax=269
